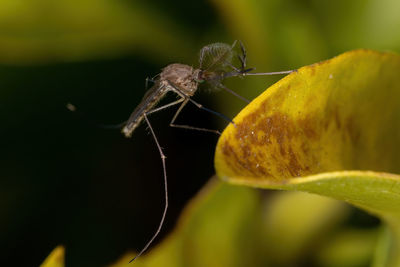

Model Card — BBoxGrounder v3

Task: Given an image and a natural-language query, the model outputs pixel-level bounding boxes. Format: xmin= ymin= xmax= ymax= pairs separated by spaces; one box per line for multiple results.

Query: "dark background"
xmin=0 ymin=0 xmax=398 ymax=266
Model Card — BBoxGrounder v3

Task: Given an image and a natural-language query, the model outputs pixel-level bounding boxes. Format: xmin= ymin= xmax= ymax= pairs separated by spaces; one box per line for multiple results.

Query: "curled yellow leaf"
xmin=215 ymin=49 xmax=400 ymax=266
xmin=216 ymin=50 xmax=400 ymax=183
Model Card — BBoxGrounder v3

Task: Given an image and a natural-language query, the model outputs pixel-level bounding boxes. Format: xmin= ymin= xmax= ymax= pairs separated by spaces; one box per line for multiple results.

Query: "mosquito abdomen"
xmin=122 ymin=83 xmax=168 ymax=138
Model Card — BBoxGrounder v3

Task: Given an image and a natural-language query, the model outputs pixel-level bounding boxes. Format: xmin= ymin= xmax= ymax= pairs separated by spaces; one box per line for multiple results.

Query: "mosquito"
xmin=126 ymin=41 xmax=295 ymax=262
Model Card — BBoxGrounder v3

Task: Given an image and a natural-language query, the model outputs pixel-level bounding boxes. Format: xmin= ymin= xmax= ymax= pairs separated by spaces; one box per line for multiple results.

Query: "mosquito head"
xmin=160 ymin=63 xmax=199 ymax=96
xmin=197 ymin=69 xmax=224 ymax=84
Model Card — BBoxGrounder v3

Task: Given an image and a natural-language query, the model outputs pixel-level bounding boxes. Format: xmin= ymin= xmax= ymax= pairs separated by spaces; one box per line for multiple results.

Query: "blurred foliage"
xmin=215 ymin=50 xmax=400 ymax=266
xmin=0 ymin=0 xmax=195 ymax=64
xmin=1 ymin=0 xmax=399 ymax=266
xmin=43 ymin=179 xmax=372 ymax=267
xmin=316 ymin=228 xmax=379 ymax=267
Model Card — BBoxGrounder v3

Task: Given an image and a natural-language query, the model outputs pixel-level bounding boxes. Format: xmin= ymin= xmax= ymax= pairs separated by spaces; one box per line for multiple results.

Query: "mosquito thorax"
xmin=160 ymin=63 xmax=200 ymax=96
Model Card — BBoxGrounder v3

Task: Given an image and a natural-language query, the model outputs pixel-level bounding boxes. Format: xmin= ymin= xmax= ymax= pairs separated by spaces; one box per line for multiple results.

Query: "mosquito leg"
xmin=224 ymin=40 xmax=247 ymax=74
xmin=228 ymin=40 xmax=247 ymax=73
xmin=224 ymin=68 xmax=295 ymax=77
xmin=230 ymin=40 xmax=238 ymax=49
xmin=129 ymin=113 xmax=168 ymax=263
xmin=186 ymin=98 xmax=236 ymax=127
xmin=238 ymin=40 xmax=247 ymax=70
xmin=243 ymin=70 xmax=296 ymax=76
xmin=225 ymin=61 xmax=241 ymax=73
xmin=229 ymin=41 xmax=296 ymax=76
xmin=169 ymin=98 xmax=221 ymax=135
xmin=143 ymin=96 xmax=220 ymax=134
xmin=218 ymin=84 xmax=250 ymax=104
xmin=166 ymin=80 xmax=236 ymax=127
xmin=146 ymin=98 xmax=185 ymax=115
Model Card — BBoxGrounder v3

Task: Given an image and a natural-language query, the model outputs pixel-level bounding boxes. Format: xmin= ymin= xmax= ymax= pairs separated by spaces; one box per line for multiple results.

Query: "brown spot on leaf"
xmin=298 ymin=114 xmax=319 ymax=140
xmin=333 ymin=108 xmax=342 ymax=129
xmin=221 ymin=140 xmax=243 ymax=175
xmin=227 ymin=99 xmax=325 ymax=181
xmin=345 ymin=116 xmax=360 ymax=144
xmin=301 ymin=141 xmax=310 ymax=155
xmin=287 ymin=147 xmax=302 ymax=177
xmin=220 ymin=70 xmax=361 ymax=181
xmin=221 ymin=138 xmax=271 ymax=177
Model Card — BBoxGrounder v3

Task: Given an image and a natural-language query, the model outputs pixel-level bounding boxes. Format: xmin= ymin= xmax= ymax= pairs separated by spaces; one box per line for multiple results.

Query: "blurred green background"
xmin=1 ymin=0 xmax=399 ymax=266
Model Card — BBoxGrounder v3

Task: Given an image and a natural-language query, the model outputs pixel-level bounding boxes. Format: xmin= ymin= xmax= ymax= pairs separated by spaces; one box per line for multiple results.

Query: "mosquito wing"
xmin=199 ymin=42 xmax=236 ymax=72
xmin=122 ymin=81 xmax=168 ymax=137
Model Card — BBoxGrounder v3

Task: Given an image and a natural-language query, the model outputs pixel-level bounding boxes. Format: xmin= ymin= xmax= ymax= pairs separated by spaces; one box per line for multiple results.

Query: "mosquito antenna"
xmin=129 ymin=113 xmax=168 ymax=263
xmin=66 ymin=102 xmax=126 ymax=129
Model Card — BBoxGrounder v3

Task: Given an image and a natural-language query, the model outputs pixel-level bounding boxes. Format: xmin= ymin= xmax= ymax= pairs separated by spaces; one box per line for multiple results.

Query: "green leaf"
xmin=109 ymin=180 xmax=353 ymax=266
xmin=315 ymin=228 xmax=378 ymax=267
xmin=109 ymin=178 xmax=264 ymax=267
xmin=261 ymin=192 xmax=350 ymax=265
xmin=215 ymin=49 xmax=400 ymax=266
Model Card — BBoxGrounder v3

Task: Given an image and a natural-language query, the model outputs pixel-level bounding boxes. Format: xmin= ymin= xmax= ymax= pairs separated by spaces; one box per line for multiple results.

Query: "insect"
xmin=126 ymin=41 xmax=294 ymax=262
